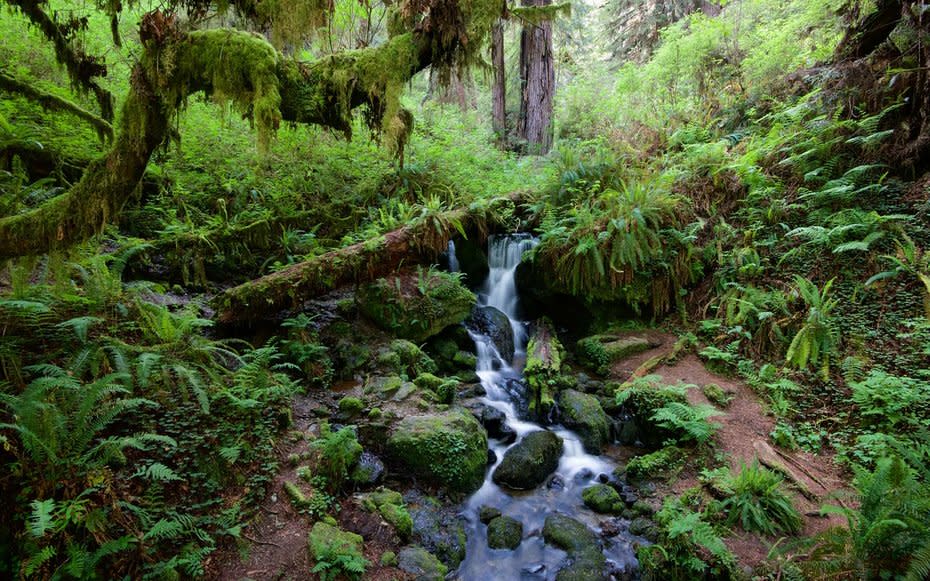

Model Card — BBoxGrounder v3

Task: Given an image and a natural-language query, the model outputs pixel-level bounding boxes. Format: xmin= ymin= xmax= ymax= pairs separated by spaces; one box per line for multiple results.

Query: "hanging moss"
xmin=144 ymin=28 xmax=282 ymax=154
xmin=510 ymin=3 xmax=571 ymax=26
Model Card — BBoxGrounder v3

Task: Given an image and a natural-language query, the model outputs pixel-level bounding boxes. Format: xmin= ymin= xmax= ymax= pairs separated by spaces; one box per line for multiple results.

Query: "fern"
xmin=785 ymin=276 xmax=840 ymax=377
xmin=28 ymin=499 xmax=57 ymax=537
xmin=714 ymin=462 xmax=802 ymax=535
xmin=651 ymin=401 xmax=722 ymax=445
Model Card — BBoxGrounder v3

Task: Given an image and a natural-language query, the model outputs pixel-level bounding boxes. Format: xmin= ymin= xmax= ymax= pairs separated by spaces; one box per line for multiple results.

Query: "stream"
xmin=452 ymin=235 xmax=640 ymax=580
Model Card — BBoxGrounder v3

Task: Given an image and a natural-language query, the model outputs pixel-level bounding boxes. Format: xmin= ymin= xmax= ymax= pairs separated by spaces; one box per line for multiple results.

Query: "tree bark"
xmin=517 ymin=0 xmax=554 ymax=155
xmin=491 ymin=19 xmax=507 ymax=145
xmin=212 ymin=193 xmax=524 ymax=324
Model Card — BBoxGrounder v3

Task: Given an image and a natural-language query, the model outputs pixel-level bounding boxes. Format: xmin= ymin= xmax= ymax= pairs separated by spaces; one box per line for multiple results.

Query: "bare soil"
xmin=608 ymin=331 xmax=849 ymax=568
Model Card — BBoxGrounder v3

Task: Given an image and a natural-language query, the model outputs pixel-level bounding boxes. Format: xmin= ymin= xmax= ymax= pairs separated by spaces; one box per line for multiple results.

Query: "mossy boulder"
xmin=581 ymin=484 xmax=624 ymax=514
xmin=702 ymin=383 xmax=734 ymax=408
xmin=376 ymin=340 xmax=438 ymax=377
xmin=397 ymin=546 xmax=448 ymax=581
xmin=487 ymin=515 xmax=523 ymax=550
xmin=542 ymin=514 xmax=607 ymax=581
xmin=338 ymin=396 xmax=365 ymax=417
xmin=358 ymin=270 xmax=476 ymax=341
xmin=386 ymin=409 xmax=488 ymax=493
xmin=559 ymin=389 xmax=611 ymax=454
xmin=308 ymin=522 xmax=367 ymax=573
xmin=492 ymin=430 xmax=563 ymax=490
xmin=575 ymin=335 xmax=654 ymax=375
xmin=349 ymin=451 xmax=385 ymax=485
xmin=379 ymin=502 xmax=413 ymax=540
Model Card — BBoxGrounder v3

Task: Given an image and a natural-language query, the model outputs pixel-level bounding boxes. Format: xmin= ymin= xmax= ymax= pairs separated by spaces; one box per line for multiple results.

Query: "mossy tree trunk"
xmin=491 ymin=19 xmax=507 ymax=145
xmin=0 ymin=20 xmax=439 ymax=261
xmin=517 ymin=0 xmax=554 ymax=155
xmin=213 ymin=193 xmax=524 ymax=324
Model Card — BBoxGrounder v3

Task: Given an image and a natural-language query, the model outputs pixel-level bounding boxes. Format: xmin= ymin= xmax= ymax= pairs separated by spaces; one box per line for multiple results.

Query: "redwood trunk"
xmin=491 ymin=19 xmax=506 ymax=145
xmin=517 ymin=0 xmax=554 ymax=154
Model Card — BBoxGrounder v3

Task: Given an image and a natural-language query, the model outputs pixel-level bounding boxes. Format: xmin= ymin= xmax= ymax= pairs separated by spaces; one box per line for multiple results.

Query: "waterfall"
xmin=447 ymin=240 xmax=460 ymax=273
xmin=454 ymin=234 xmax=638 ymax=580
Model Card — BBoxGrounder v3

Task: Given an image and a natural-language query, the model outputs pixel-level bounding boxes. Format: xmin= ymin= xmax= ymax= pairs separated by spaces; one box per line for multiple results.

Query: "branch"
xmin=5 ymin=0 xmax=114 ymax=121
xmin=0 ymin=70 xmax=114 ymax=140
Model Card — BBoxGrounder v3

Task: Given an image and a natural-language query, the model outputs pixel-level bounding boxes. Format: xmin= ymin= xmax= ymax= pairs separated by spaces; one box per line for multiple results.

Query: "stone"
xmin=387 ymin=409 xmax=488 ymax=493
xmin=349 ymin=451 xmax=385 ymax=485
xmin=629 ymin=517 xmax=660 ymax=542
xmin=308 ymin=522 xmax=365 ymax=571
xmin=478 ymin=505 xmax=502 ymax=524
xmin=542 ymin=514 xmax=607 ymax=581
xmin=492 ymin=430 xmax=563 ymax=490
xmin=408 ymin=493 xmax=467 ymax=568
xmin=358 ymin=271 xmax=476 ymax=342
xmin=581 ymin=484 xmax=624 ymax=514
xmin=379 ymin=502 xmax=413 ymax=540
xmin=397 ymin=546 xmax=448 ymax=581
xmin=575 ymin=335 xmax=655 ymax=375
xmin=559 ymin=389 xmax=611 ymax=454
xmin=452 ymin=350 xmax=478 ymax=369
xmin=487 ymin=515 xmax=523 ymax=550
xmin=468 ymin=305 xmax=515 ymax=363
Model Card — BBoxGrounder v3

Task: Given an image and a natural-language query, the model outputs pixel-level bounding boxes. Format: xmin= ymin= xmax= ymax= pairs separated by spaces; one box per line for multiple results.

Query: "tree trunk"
xmin=491 ymin=19 xmax=506 ymax=145
xmin=212 ymin=193 xmax=524 ymax=324
xmin=517 ymin=0 xmax=554 ymax=155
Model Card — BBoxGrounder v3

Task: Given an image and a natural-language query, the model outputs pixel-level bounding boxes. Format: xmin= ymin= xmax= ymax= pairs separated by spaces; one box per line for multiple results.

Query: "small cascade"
xmin=455 ymin=234 xmax=639 ymax=580
xmin=447 ymin=240 xmax=460 ymax=273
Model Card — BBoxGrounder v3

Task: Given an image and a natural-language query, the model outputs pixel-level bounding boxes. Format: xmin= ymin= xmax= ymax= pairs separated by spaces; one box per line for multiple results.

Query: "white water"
xmin=454 ymin=235 xmax=637 ymax=580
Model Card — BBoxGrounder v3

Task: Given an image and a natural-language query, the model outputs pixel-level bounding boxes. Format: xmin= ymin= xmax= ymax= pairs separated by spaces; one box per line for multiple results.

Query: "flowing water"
xmin=454 ymin=234 xmax=640 ymax=580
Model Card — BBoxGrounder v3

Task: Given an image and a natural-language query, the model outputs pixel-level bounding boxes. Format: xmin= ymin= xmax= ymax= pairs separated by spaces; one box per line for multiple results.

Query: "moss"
xmin=338 ymin=396 xmax=365 ymax=417
xmin=624 ymin=446 xmax=686 ymax=482
xmin=308 ymin=521 xmax=367 ymax=574
xmin=379 ymin=502 xmax=413 ymax=540
xmin=702 ymin=383 xmax=734 ymax=408
xmin=380 ymin=551 xmax=397 ymax=566
xmin=581 ymin=484 xmax=624 ymax=514
xmin=386 ymin=409 xmax=487 ymax=493
xmin=414 ymin=372 xmax=445 ymax=392
xmin=525 ymin=319 xmax=563 ymax=417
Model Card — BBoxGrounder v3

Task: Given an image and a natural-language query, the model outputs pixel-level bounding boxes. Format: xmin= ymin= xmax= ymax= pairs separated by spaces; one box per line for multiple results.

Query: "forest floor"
xmin=610 ymin=331 xmax=849 ymax=567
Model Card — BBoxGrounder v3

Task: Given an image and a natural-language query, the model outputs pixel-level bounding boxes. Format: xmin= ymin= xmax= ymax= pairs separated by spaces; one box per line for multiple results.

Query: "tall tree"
xmin=517 ymin=0 xmax=555 ymax=154
xmin=491 ymin=18 xmax=507 ymax=144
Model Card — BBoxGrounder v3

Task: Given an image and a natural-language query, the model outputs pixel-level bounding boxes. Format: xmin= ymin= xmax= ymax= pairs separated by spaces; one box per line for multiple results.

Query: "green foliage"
xmin=801 ymin=456 xmax=930 ymax=579
xmin=625 ymin=446 xmax=686 ymax=482
xmin=309 ymin=521 xmax=368 ymax=581
xmin=785 ymin=276 xmax=840 ymax=377
xmin=650 ymin=401 xmax=722 ymax=445
xmin=711 ymin=462 xmax=802 ymax=536
xmin=850 ymin=370 xmax=930 ymax=431
xmin=311 ymin=423 xmax=363 ymax=492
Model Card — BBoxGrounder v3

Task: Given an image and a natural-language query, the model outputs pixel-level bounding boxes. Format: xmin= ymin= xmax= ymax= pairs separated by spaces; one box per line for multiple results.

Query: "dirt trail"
xmin=610 ymin=332 xmax=848 ymax=566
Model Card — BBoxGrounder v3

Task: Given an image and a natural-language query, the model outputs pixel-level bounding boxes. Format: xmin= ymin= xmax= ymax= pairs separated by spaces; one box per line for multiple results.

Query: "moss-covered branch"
xmin=0 ymin=70 xmax=113 ymax=140
xmin=212 ymin=194 xmax=524 ymax=324
xmin=5 ymin=0 xmax=114 ymax=121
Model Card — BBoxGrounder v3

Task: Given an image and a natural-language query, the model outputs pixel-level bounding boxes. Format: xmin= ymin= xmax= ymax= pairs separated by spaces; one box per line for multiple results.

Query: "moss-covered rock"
xmin=379 ymin=502 xmax=413 ymax=540
xmin=542 ymin=514 xmax=607 ymax=581
xmin=581 ymin=484 xmax=624 ymax=514
xmin=349 ymin=451 xmax=385 ymax=485
xmin=702 ymin=383 xmax=734 ymax=408
xmin=492 ymin=430 xmax=563 ymax=490
xmin=338 ymin=396 xmax=365 ymax=417
xmin=487 ymin=515 xmax=523 ymax=550
xmin=478 ymin=505 xmax=502 ymax=524
xmin=308 ymin=522 xmax=367 ymax=575
xmin=575 ymin=335 xmax=654 ymax=375
xmin=468 ymin=305 xmax=515 ymax=363
xmin=559 ymin=389 xmax=611 ymax=453
xmin=358 ymin=270 xmax=476 ymax=341
xmin=623 ymin=446 xmax=686 ymax=482
xmin=397 ymin=545 xmax=447 ymax=581
xmin=387 ymin=409 xmax=488 ymax=492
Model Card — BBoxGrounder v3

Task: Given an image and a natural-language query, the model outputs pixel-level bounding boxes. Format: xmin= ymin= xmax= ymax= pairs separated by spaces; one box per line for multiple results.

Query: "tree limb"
xmin=0 ymin=70 xmax=113 ymax=140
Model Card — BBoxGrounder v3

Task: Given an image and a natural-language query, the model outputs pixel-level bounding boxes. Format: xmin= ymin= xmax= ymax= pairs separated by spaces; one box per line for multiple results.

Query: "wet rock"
xmin=492 ymin=430 xmax=563 ymax=490
xmin=453 ymin=350 xmax=478 ymax=369
xmin=387 ymin=408 xmax=488 ymax=493
xmin=487 ymin=449 xmax=497 ymax=465
xmin=397 ymin=546 xmax=448 ymax=581
xmin=542 ymin=514 xmax=607 ymax=581
xmin=487 ymin=515 xmax=523 ymax=550
xmin=581 ymin=484 xmax=624 ymax=514
xmin=559 ymin=389 xmax=611 ymax=453
xmin=379 ymin=502 xmax=413 ymax=540
xmin=358 ymin=271 xmax=476 ymax=342
xmin=458 ymin=382 xmax=485 ymax=398
xmin=407 ymin=493 xmax=467 ymax=568
xmin=349 ymin=451 xmax=385 ymax=486
xmin=452 ymin=236 xmax=490 ymax=287
xmin=573 ymin=468 xmax=594 ymax=483
xmin=547 ymin=474 xmax=565 ymax=491
xmin=468 ymin=305 xmax=515 ymax=363
xmin=628 ymin=517 xmax=660 ymax=542
xmin=478 ymin=505 xmax=502 ymax=524
xmin=613 ymin=416 xmax=639 ymax=445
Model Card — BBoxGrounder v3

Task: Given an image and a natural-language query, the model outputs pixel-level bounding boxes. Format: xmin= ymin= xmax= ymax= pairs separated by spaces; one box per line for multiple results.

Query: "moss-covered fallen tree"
xmin=213 ymin=194 xmax=524 ymax=324
xmin=0 ymin=1 xmax=504 ymax=260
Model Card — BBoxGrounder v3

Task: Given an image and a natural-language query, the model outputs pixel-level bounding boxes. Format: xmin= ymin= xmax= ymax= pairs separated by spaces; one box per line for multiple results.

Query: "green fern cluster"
xmin=711 ymin=461 xmax=802 ymax=536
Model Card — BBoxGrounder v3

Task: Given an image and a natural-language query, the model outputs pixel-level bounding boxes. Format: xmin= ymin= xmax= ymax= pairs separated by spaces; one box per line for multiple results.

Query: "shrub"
xmin=311 ymin=423 xmax=363 ymax=492
xmin=712 ymin=462 xmax=802 ymax=535
xmin=650 ymin=402 xmax=722 ymax=445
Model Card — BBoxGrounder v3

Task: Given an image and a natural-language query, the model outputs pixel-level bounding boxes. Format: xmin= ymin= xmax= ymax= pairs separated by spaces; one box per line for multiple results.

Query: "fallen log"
xmin=213 ymin=194 xmax=525 ymax=324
